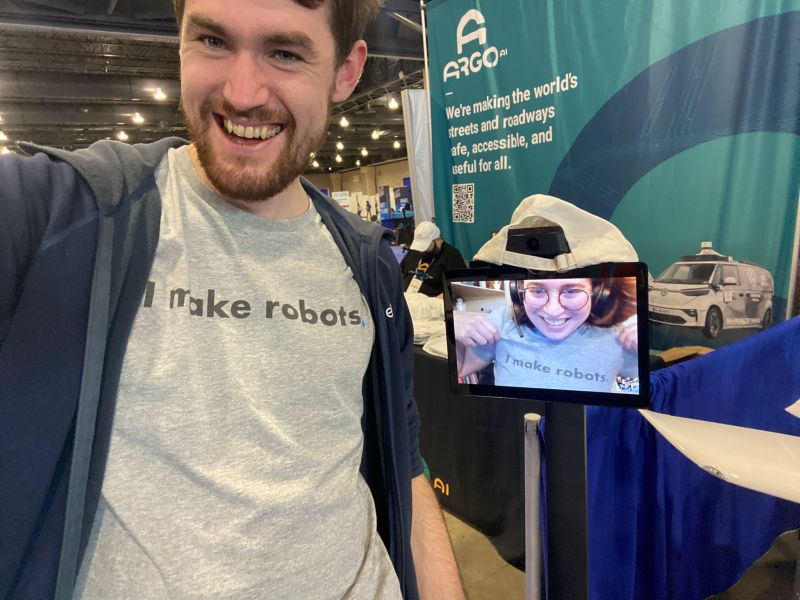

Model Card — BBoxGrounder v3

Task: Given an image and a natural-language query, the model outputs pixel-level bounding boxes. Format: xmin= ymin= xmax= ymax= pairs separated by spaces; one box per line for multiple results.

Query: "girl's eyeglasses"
xmin=521 ymin=287 xmax=591 ymax=311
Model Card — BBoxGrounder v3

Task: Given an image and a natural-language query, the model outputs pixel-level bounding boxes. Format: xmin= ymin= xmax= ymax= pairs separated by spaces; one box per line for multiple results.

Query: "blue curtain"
xmin=587 ymin=317 xmax=800 ymax=599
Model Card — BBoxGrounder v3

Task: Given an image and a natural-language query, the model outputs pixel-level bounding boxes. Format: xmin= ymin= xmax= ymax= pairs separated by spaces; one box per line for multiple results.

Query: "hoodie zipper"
xmin=53 ymin=213 xmax=113 ymax=600
xmin=362 ymin=232 xmax=406 ymax=582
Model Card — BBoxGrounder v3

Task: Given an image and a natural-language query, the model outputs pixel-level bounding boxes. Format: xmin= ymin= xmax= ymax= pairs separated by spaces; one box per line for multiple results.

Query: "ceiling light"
xmin=336 ymin=141 xmax=344 ymax=150
xmin=117 ymin=131 xmax=129 ymax=141
xmin=1 ymin=147 xmax=9 ymax=155
xmin=328 ymin=167 xmax=333 ymax=171
xmin=132 ymin=112 xmax=144 ymax=124
xmin=339 ymin=116 xmax=349 ymax=128
xmin=335 ymin=154 xmax=343 ymax=163
xmin=355 ymin=159 xmax=361 ymax=167
xmin=388 ymin=97 xmax=399 ymax=110
xmin=312 ymin=160 xmax=320 ymax=168
xmin=153 ymin=87 xmax=167 ymax=101
xmin=309 ymin=152 xmax=316 ymax=159
xmin=393 ymin=140 xmax=401 ymax=149
xmin=0 ymin=131 xmax=7 ymax=142
xmin=371 ymin=130 xmax=381 ymax=140
xmin=361 ymin=147 xmax=368 ymax=157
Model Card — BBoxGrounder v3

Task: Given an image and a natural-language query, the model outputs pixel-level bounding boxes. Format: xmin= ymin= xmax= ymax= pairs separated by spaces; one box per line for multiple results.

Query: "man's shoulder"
xmin=400 ymin=249 xmax=420 ymax=270
xmin=19 ymin=137 xmax=188 ymax=212
xmin=442 ymin=240 xmax=467 ymax=262
xmin=302 ymin=178 xmax=388 ymax=245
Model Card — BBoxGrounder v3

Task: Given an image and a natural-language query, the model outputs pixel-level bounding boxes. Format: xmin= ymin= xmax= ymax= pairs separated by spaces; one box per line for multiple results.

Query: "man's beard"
xmin=182 ymin=98 xmax=328 ymax=203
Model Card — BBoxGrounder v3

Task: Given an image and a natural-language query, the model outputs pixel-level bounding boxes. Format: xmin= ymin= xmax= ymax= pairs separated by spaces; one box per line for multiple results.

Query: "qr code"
xmin=452 ymin=183 xmax=475 ymax=223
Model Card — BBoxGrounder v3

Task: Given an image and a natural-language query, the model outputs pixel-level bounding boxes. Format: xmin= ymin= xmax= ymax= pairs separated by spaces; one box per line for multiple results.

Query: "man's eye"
xmin=201 ymin=36 xmax=225 ymax=50
xmin=275 ymin=50 xmax=298 ymax=63
xmin=527 ymin=288 xmax=546 ymax=296
xmin=562 ymin=288 xmax=583 ymax=297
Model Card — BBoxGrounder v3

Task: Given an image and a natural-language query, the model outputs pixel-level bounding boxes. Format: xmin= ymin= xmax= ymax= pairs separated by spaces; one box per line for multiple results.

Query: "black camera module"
xmin=505 ymin=226 xmax=571 ymax=259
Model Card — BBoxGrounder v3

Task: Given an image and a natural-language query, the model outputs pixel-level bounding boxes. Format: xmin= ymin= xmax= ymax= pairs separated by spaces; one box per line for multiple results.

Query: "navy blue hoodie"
xmin=0 ymin=138 xmax=422 ymax=599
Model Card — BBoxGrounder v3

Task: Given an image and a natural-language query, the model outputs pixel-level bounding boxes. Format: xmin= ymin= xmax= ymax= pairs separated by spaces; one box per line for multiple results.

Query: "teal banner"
xmin=425 ymin=0 xmax=800 ymax=349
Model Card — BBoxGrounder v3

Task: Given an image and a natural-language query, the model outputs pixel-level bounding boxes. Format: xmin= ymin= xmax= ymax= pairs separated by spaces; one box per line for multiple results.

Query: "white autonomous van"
xmin=649 ymin=242 xmax=774 ymax=339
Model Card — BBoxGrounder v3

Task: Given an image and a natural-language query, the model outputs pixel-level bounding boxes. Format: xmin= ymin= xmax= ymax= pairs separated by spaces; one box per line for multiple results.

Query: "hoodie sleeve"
xmin=379 ymin=239 xmax=424 ymax=478
xmin=0 ymin=151 xmax=94 ymax=343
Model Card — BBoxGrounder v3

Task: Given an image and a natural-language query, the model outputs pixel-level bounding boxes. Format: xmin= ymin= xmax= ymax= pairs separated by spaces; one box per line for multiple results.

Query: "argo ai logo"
xmin=443 ymin=9 xmax=508 ymax=82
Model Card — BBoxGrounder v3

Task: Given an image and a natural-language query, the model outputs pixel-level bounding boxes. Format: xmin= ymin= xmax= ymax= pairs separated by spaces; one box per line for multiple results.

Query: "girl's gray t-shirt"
xmin=472 ymin=306 xmax=637 ymax=392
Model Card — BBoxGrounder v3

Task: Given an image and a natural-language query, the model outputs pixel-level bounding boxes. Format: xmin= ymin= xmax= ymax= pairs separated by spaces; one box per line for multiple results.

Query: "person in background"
xmin=0 ymin=1 xmax=464 ymax=599
xmin=401 ymin=221 xmax=467 ymax=297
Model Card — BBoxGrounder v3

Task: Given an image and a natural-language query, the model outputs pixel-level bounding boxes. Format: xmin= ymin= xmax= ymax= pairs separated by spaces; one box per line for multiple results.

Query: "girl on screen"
xmin=454 ymin=277 xmax=638 ymax=393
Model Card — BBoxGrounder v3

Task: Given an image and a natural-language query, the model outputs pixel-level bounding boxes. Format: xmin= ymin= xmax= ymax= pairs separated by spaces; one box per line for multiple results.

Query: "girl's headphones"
xmin=590 ymin=280 xmax=611 ymax=317
xmin=508 ymin=279 xmax=525 ymax=306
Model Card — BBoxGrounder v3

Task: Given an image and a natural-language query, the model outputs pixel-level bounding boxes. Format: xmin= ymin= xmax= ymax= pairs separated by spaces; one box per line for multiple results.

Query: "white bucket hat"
xmin=473 ymin=194 xmax=638 ymax=271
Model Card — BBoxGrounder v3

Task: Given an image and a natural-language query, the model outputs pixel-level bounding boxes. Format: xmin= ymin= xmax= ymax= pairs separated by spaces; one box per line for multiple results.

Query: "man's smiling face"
xmin=179 ymin=0 xmax=364 ymax=205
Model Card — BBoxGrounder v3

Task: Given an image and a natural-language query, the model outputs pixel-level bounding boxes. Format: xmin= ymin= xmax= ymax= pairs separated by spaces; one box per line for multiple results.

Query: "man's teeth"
xmin=542 ymin=317 xmax=567 ymax=326
xmin=223 ymin=119 xmax=281 ymax=140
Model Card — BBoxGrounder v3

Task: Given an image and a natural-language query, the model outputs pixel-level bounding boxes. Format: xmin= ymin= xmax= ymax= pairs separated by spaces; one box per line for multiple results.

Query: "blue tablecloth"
xmin=587 ymin=317 xmax=800 ymax=599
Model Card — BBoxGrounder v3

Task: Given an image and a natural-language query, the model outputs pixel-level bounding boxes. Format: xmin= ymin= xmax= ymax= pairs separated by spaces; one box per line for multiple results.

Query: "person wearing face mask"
xmin=401 ymin=221 xmax=467 ymax=297
xmin=454 ymin=277 xmax=639 ymax=392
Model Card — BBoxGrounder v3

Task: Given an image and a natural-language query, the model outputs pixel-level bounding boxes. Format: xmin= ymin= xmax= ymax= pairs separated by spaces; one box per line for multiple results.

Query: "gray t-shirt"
xmin=74 ymin=147 xmax=401 ymax=599
xmin=472 ymin=306 xmax=637 ymax=392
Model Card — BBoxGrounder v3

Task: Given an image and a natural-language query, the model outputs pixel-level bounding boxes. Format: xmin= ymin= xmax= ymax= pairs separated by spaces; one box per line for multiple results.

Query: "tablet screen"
xmin=444 ymin=262 xmax=650 ymax=407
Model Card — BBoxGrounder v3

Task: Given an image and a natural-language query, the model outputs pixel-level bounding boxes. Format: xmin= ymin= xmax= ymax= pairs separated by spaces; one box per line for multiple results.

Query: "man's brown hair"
xmin=173 ymin=0 xmax=382 ymax=66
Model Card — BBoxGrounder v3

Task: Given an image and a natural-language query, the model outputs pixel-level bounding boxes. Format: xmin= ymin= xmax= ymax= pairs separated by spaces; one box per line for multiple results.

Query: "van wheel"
xmin=703 ymin=307 xmax=723 ymax=338
xmin=760 ymin=308 xmax=772 ymax=330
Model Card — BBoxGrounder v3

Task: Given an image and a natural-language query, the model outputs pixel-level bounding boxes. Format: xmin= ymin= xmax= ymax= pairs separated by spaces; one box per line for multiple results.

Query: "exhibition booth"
xmin=401 ymin=1 xmax=800 ymax=598
xmin=1 ymin=1 xmax=799 ymax=598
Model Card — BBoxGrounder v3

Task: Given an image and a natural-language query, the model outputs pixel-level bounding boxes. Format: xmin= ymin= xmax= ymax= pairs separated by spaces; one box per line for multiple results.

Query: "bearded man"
xmin=0 ymin=1 xmax=464 ymax=599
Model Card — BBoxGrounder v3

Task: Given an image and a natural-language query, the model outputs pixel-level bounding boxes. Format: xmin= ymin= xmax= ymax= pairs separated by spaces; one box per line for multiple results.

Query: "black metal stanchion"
xmin=544 ymin=401 xmax=589 ymax=599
